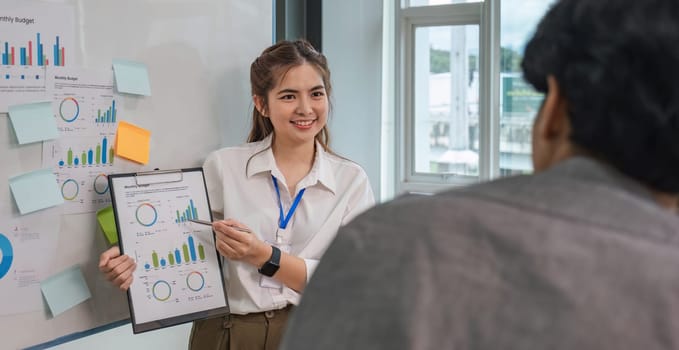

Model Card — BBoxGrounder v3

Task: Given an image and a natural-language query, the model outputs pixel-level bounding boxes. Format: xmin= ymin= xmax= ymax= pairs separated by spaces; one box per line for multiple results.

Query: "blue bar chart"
xmin=175 ymin=199 xmax=198 ymax=223
xmin=96 ymin=99 xmax=116 ymax=124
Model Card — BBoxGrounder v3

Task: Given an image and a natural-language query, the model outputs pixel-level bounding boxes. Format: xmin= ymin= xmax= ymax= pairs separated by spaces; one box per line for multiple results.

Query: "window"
xmin=408 ymin=0 xmax=482 ymax=7
xmin=414 ymin=25 xmax=480 ymax=178
xmin=390 ymin=0 xmax=556 ymax=195
xmin=499 ymin=0 xmax=555 ymax=176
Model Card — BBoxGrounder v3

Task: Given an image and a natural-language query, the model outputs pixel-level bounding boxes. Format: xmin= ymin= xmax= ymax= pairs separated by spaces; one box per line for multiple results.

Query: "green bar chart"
xmin=143 ymin=235 xmax=206 ymax=270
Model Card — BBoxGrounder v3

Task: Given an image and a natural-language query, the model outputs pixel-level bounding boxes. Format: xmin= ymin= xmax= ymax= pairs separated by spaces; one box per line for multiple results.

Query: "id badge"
xmin=259 ymin=242 xmax=291 ymax=289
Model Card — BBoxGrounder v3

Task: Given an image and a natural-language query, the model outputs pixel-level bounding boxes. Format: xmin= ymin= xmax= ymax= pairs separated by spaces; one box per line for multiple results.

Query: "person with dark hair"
xmin=98 ymin=39 xmax=375 ymax=349
xmin=280 ymin=0 xmax=679 ymax=349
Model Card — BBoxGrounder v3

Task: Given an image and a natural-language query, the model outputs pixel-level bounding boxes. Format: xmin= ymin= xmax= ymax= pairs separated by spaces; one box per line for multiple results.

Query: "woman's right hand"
xmin=98 ymin=246 xmax=136 ymax=291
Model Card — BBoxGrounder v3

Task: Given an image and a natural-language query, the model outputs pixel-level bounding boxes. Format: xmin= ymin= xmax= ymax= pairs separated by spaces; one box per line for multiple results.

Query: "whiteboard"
xmin=0 ymin=0 xmax=271 ymax=348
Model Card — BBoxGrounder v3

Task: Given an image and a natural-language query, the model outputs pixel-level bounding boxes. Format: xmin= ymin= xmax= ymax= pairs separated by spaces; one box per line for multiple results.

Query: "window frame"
xmin=394 ymin=1 xmax=501 ymax=195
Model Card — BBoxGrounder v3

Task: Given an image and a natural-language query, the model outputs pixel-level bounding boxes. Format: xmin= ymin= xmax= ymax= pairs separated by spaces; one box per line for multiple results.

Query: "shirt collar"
xmin=245 ymin=134 xmax=337 ymax=195
xmin=304 ymin=143 xmax=337 ymax=195
xmin=245 ymin=134 xmax=276 ymax=178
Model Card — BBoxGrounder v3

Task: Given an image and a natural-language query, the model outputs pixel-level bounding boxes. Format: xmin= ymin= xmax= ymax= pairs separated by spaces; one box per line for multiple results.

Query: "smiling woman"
xmin=98 ymin=39 xmax=376 ymax=350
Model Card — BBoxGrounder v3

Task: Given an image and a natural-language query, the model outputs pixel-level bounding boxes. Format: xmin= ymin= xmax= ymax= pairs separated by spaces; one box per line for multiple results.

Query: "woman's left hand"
xmin=213 ymin=219 xmax=270 ymax=267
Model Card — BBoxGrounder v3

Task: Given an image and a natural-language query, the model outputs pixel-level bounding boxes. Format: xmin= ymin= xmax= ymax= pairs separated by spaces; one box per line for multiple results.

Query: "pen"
xmin=188 ymin=218 xmax=252 ymax=233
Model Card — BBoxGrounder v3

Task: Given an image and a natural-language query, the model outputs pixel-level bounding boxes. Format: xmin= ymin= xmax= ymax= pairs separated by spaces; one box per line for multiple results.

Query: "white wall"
xmin=40 ymin=1 xmax=383 ymax=348
xmin=1 ymin=0 xmax=272 ymax=349
xmin=215 ymin=1 xmax=275 ymax=147
xmin=323 ymin=0 xmax=384 ymax=200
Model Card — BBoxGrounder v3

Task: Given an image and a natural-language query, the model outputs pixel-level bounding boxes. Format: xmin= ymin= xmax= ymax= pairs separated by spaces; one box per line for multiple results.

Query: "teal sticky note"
xmin=9 ymin=168 xmax=63 ymax=215
xmin=41 ymin=265 xmax=92 ymax=317
xmin=8 ymin=101 xmax=58 ymax=144
xmin=112 ymin=59 xmax=152 ymax=96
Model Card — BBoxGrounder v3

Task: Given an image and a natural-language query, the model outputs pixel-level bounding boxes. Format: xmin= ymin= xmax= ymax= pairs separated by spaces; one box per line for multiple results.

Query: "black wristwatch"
xmin=258 ymin=245 xmax=281 ymax=277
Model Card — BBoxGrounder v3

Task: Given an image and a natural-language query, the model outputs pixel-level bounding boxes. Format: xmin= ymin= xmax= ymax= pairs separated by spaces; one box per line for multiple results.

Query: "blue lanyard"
xmin=272 ymin=175 xmax=305 ymax=229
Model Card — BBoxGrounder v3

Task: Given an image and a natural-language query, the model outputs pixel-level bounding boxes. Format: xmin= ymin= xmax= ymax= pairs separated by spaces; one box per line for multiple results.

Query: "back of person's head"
xmin=522 ymin=0 xmax=679 ymax=193
xmin=248 ymin=39 xmax=333 ymax=150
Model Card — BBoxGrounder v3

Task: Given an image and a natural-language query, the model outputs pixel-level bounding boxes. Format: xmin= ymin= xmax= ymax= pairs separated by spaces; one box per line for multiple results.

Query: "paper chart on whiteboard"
xmin=0 ymin=209 xmax=59 ymax=316
xmin=42 ymin=67 xmax=123 ymax=214
xmin=0 ymin=3 xmax=76 ymax=112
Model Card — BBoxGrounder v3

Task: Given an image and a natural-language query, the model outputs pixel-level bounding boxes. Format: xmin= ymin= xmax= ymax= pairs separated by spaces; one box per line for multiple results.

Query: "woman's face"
xmin=262 ymin=63 xmax=328 ymax=148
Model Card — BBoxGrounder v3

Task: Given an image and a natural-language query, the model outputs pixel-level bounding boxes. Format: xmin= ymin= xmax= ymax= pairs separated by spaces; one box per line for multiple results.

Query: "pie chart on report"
xmin=0 ymin=233 xmax=13 ymax=280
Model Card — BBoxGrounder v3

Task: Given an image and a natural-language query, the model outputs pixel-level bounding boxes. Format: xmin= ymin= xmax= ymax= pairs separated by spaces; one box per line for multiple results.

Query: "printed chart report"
xmin=42 ymin=67 xmax=121 ymax=214
xmin=108 ymin=169 xmax=229 ymax=333
xmin=0 ymin=2 xmax=76 ymax=111
xmin=0 ymin=209 xmax=59 ymax=316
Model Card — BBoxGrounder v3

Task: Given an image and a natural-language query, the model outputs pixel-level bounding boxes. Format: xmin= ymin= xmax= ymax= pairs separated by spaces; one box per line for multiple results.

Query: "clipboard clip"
xmin=134 ymin=169 xmax=184 ymax=186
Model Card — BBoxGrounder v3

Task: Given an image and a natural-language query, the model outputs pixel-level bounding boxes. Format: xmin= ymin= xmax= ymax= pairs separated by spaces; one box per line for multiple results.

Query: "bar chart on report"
xmin=53 ymin=136 xmax=114 ymax=168
xmin=142 ymin=235 xmax=207 ymax=271
xmin=1 ymin=33 xmax=67 ymax=67
xmin=175 ymin=199 xmax=200 ymax=224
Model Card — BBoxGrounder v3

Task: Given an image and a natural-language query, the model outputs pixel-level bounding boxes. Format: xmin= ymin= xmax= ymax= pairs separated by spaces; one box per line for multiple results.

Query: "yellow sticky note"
xmin=115 ymin=121 xmax=151 ymax=164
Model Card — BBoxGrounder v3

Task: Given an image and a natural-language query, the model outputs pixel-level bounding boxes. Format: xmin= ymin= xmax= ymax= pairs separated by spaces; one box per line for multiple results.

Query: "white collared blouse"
xmin=203 ymin=134 xmax=375 ymax=314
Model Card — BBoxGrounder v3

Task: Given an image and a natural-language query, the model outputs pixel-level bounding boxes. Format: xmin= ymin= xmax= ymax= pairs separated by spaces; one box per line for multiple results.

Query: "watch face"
xmin=259 ymin=263 xmax=279 ymax=277
xmin=259 ymin=246 xmax=281 ymax=277
xmin=259 ymin=261 xmax=279 ymax=277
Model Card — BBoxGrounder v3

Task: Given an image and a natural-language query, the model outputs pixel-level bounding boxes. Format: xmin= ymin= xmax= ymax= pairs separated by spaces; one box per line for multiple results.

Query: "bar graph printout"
xmin=42 ymin=67 xmax=122 ymax=214
xmin=0 ymin=2 xmax=75 ymax=112
xmin=108 ymin=169 xmax=229 ymax=333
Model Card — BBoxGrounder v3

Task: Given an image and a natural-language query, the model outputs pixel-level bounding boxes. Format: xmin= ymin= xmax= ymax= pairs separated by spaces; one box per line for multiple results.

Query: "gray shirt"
xmin=281 ymin=157 xmax=679 ymax=350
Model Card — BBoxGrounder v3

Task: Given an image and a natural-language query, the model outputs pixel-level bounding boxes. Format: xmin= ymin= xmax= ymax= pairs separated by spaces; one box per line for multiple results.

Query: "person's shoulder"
xmin=345 ymin=175 xmax=533 ymax=232
xmin=322 ymin=151 xmax=368 ymax=178
xmin=453 ymin=173 xmax=536 ymax=199
xmin=397 ymin=174 xmax=533 ymax=208
xmin=207 ymin=139 xmax=270 ymax=159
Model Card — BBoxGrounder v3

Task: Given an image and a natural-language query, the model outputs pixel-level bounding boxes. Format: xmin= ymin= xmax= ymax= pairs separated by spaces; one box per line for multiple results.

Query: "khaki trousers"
xmin=188 ymin=305 xmax=293 ymax=350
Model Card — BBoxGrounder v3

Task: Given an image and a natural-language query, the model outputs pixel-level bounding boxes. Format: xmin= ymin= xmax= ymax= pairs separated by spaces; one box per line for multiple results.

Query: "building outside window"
xmin=391 ymin=0 xmax=556 ymax=195
xmin=499 ymin=0 xmax=554 ymax=176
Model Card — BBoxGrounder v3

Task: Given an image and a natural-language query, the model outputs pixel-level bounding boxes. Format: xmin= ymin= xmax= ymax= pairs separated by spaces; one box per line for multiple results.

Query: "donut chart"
xmin=186 ymin=271 xmax=205 ymax=292
xmin=61 ymin=178 xmax=79 ymax=200
xmin=152 ymin=280 xmax=171 ymax=301
xmin=59 ymin=97 xmax=80 ymax=122
xmin=135 ymin=203 xmax=158 ymax=227
xmin=93 ymin=174 xmax=109 ymax=194
xmin=0 ymin=233 xmax=14 ymax=280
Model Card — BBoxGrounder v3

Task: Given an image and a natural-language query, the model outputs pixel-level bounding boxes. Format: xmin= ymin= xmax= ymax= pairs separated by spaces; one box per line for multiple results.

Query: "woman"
xmin=99 ymin=39 xmax=375 ymax=349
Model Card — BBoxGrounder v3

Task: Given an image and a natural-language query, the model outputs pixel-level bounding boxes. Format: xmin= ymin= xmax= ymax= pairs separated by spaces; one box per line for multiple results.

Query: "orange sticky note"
xmin=115 ymin=121 xmax=151 ymax=164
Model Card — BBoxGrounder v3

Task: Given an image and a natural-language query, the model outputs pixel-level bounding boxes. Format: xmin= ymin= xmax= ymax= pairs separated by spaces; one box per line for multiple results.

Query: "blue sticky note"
xmin=112 ymin=59 xmax=152 ymax=96
xmin=41 ymin=265 xmax=92 ymax=317
xmin=9 ymin=168 xmax=63 ymax=215
xmin=8 ymin=101 xmax=58 ymax=144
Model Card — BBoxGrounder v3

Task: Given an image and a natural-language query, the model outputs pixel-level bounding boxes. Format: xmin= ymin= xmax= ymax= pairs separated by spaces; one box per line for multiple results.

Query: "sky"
xmin=421 ymin=0 xmax=556 ymax=53
xmin=500 ymin=0 xmax=556 ymax=51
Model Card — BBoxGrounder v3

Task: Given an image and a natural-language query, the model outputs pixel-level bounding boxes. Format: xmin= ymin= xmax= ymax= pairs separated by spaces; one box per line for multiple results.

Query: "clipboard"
xmin=108 ymin=168 xmax=229 ymax=334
